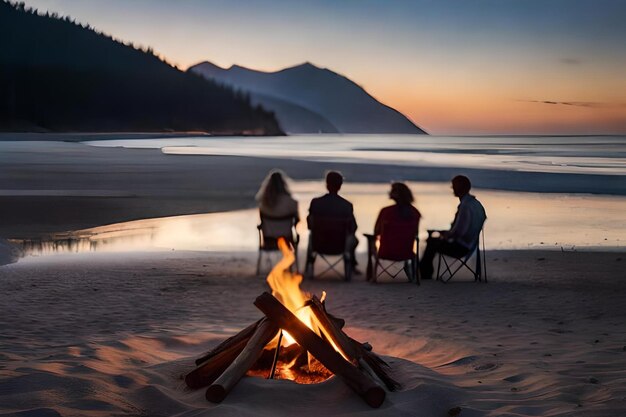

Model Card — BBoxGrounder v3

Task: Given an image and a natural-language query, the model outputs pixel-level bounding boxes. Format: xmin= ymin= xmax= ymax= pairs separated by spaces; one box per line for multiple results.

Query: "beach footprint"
xmin=474 ymin=362 xmax=499 ymax=371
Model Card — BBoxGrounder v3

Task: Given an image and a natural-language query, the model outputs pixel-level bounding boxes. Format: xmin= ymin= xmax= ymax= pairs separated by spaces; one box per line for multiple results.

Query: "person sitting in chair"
xmin=367 ymin=182 xmax=421 ymax=281
xmin=256 ymin=170 xmax=299 ymax=242
xmin=374 ymin=182 xmax=421 ymax=238
xmin=420 ymin=175 xmax=486 ymax=280
xmin=307 ymin=171 xmax=359 ymax=273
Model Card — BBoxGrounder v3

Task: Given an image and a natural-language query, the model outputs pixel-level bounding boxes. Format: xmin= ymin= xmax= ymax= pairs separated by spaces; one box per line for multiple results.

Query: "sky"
xmin=21 ymin=0 xmax=626 ymax=135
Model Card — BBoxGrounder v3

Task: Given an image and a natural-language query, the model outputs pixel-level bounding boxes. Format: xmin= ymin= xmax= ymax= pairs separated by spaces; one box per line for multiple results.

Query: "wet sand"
xmin=2 ymin=140 xmax=626 ymax=238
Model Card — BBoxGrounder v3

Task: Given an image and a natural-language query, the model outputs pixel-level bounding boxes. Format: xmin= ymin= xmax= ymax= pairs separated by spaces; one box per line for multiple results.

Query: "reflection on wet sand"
xmin=13 ymin=181 xmax=626 ymax=262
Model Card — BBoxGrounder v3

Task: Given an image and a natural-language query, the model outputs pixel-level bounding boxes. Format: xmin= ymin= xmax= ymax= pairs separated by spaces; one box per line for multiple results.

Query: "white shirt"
xmin=449 ymin=194 xmax=486 ymax=249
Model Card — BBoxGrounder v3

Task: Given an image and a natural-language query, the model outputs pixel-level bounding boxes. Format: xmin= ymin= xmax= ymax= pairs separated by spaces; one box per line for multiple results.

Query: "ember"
xmin=185 ymin=238 xmax=399 ymax=408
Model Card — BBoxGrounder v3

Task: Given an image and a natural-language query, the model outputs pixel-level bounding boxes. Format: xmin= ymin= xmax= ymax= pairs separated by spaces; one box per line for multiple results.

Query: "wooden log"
xmin=206 ymin=318 xmax=279 ymax=403
xmin=254 ymin=292 xmax=386 ymax=408
xmin=308 ymin=295 xmax=401 ymax=391
xmin=185 ymin=336 xmax=251 ymax=389
xmin=195 ymin=319 xmax=262 ymax=365
xmin=309 ymin=295 xmax=358 ymax=361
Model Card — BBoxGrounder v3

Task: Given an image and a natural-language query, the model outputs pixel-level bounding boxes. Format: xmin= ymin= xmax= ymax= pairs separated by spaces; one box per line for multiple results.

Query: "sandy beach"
xmin=1 ymin=137 xmax=625 ymax=416
xmin=4 ymin=0 xmax=626 ymax=414
xmin=1 ymin=249 xmax=625 ymax=416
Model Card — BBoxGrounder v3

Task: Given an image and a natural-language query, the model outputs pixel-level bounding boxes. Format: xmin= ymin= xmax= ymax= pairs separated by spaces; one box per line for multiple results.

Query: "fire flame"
xmin=266 ymin=238 xmax=347 ymax=359
xmin=266 ymin=238 xmax=319 ymax=346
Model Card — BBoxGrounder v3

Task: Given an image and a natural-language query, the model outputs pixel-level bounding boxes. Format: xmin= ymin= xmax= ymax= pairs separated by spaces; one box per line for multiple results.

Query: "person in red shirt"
xmin=374 ymin=183 xmax=421 ymax=261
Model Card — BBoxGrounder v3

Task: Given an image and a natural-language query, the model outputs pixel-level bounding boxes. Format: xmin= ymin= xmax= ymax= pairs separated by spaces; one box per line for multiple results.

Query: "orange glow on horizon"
xmin=372 ymin=85 xmax=626 ymax=135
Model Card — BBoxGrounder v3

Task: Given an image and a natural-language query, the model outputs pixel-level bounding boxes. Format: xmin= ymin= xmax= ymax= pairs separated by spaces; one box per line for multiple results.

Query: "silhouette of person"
xmin=256 ymin=170 xmax=299 ymax=242
xmin=307 ymin=171 xmax=359 ymax=273
xmin=420 ymin=175 xmax=486 ymax=279
xmin=374 ymin=182 xmax=421 ymax=237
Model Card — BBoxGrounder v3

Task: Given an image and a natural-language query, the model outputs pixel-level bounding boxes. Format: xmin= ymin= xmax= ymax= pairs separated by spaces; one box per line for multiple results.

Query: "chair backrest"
xmin=309 ymin=216 xmax=350 ymax=255
xmin=378 ymin=218 xmax=418 ymax=261
xmin=259 ymin=212 xmax=297 ymax=251
xmin=260 ymin=212 xmax=296 ymax=239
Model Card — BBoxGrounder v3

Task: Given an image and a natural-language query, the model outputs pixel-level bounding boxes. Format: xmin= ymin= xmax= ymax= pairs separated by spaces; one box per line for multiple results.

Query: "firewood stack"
xmin=185 ymin=292 xmax=400 ymax=408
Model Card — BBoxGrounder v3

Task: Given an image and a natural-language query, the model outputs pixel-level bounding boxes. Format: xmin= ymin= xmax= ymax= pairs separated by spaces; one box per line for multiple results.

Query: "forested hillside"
xmin=0 ymin=1 xmax=282 ymax=134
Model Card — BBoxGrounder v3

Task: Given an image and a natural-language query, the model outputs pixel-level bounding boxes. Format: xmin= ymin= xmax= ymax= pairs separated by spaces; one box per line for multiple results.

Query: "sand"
xmin=1 ymin=250 xmax=625 ymax=416
xmin=1 ymin=138 xmax=625 ymax=416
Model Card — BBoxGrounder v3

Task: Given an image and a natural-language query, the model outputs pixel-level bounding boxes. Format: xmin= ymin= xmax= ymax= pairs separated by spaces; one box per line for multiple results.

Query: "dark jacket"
xmin=307 ymin=193 xmax=357 ymax=233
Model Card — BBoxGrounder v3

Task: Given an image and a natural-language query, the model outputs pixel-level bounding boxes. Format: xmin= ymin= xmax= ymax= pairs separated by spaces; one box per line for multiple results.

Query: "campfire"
xmin=185 ymin=238 xmax=399 ymax=408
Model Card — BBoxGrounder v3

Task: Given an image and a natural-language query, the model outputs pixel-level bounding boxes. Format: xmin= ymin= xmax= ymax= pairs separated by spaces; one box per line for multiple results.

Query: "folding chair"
xmin=436 ymin=227 xmax=487 ymax=283
xmin=365 ymin=219 xmax=420 ymax=285
xmin=304 ymin=217 xmax=352 ymax=281
xmin=256 ymin=213 xmax=299 ymax=275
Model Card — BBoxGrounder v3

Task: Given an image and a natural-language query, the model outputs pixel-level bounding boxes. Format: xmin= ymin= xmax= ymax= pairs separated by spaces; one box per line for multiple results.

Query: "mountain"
xmin=0 ymin=2 xmax=282 ymax=134
xmin=247 ymin=92 xmax=339 ymax=134
xmin=189 ymin=61 xmax=427 ymax=134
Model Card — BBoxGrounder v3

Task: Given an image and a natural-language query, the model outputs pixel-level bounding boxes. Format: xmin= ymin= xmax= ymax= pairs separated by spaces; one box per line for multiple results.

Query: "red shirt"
xmin=374 ymin=204 xmax=421 ymax=260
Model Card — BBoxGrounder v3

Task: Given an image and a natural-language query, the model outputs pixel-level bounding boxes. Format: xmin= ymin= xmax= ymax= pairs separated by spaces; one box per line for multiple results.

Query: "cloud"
xmin=519 ymin=100 xmax=626 ymax=109
xmin=560 ymin=58 xmax=581 ymax=65
xmin=542 ymin=100 xmax=590 ymax=107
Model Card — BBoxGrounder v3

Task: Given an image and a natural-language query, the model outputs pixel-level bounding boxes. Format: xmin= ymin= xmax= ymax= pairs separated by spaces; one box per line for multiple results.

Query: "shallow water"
xmin=14 ymin=181 xmax=626 ymax=262
xmin=85 ymin=134 xmax=626 ymax=176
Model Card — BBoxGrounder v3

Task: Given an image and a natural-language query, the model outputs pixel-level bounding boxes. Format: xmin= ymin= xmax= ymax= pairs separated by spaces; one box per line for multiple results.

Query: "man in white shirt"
xmin=420 ymin=175 xmax=486 ymax=280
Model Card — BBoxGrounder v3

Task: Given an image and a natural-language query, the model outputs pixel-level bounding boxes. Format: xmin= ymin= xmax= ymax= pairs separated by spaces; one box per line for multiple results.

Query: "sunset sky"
xmin=22 ymin=0 xmax=626 ymax=135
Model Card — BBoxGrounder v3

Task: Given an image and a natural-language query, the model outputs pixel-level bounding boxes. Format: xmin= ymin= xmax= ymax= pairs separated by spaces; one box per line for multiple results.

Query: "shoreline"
xmin=2 ymin=132 xmax=625 ymax=140
xmin=1 ymin=140 xmax=626 ymax=240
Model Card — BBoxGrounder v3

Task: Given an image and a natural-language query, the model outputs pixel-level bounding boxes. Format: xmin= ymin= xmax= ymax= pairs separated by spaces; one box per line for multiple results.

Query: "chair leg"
xmin=483 ymin=255 xmax=488 ymax=283
xmin=403 ymin=260 xmax=413 ymax=283
xmin=304 ymin=252 xmax=315 ymax=279
xmin=415 ymin=239 xmax=420 ymax=285
xmin=475 ymin=247 xmax=482 ymax=282
xmin=482 ymin=235 xmax=488 ymax=283
xmin=256 ymin=251 xmax=262 ymax=275
xmin=410 ymin=258 xmax=419 ymax=285
xmin=366 ymin=238 xmax=375 ymax=282
xmin=344 ymin=253 xmax=352 ymax=282
xmin=436 ymin=253 xmax=442 ymax=281
xmin=373 ymin=259 xmax=379 ymax=283
xmin=414 ymin=256 xmax=420 ymax=286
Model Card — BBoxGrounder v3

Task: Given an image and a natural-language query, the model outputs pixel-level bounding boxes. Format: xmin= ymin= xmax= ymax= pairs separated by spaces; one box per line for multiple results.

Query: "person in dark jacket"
xmin=307 ymin=171 xmax=359 ymax=273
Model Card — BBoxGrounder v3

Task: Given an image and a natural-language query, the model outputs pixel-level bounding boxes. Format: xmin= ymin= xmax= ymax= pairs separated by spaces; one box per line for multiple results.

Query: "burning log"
xmin=308 ymin=295 xmax=401 ymax=391
xmin=254 ymin=292 xmax=386 ymax=408
xmin=308 ymin=295 xmax=358 ymax=361
xmin=186 ymin=319 xmax=263 ymax=389
xmin=206 ymin=318 xmax=279 ymax=403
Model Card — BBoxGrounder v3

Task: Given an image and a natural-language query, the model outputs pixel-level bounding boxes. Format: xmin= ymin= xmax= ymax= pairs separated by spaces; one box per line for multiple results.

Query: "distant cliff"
xmin=0 ymin=1 xmax=282 ymax=135
xmin=189 ymin=61 xmax=427 ymax=134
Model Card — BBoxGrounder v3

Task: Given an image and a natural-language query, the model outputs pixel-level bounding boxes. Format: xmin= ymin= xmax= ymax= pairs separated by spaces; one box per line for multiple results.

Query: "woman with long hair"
xmin=256 ymin=170 xmax=299 ymax=240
